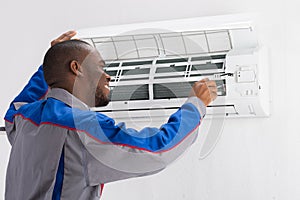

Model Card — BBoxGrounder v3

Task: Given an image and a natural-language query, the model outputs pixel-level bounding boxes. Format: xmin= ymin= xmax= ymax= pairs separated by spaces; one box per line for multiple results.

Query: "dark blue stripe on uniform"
xmin=52 ymin=148 xmax=64 ymax=200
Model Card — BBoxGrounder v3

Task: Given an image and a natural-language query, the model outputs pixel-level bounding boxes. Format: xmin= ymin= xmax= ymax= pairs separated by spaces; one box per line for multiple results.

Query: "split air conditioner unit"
xmin=77 ymin=14 xmax=270 ymax=122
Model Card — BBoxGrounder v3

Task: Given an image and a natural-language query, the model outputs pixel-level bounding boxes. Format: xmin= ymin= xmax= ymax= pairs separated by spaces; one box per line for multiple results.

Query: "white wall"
xmin=0 ymin=0 xmax=299 ymax=199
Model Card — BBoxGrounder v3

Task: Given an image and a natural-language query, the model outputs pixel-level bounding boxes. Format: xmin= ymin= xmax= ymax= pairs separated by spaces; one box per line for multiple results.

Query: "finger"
xmin=210 ymin=92 xmax=218 ymax=101
xmin=199 ymin=78 xmax=209 ymax=83
xmin=51 ymin=31 xmax=77 ymax=46
xmin=193 ymin=81 xmax=205 ymax=88
xmin=206 ymin=80 xmax=217 ymax=87
xmin=57 ymin=34 xmax=77 ymax=43
xmin=209 ymin=86 xmax=218 ymax=93
xmin=57 ymin=30 xmax=77 ymax=41
xmin=50 ymin=40 xmax=58 ymax=46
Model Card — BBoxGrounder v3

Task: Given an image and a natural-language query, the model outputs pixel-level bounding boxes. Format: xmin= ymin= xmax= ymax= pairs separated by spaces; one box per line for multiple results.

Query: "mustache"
xmin=94 ymin=88 xmax=110 ymax=107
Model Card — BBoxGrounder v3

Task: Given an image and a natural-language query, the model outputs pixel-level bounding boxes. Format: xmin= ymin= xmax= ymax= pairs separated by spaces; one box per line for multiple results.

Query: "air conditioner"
xmin=77 ymin=14 xmax=270 ymax=122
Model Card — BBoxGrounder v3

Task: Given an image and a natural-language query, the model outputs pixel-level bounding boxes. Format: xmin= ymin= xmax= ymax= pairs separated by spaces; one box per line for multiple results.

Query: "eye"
xmin=100 ymin=66 xmax=105 ymax=71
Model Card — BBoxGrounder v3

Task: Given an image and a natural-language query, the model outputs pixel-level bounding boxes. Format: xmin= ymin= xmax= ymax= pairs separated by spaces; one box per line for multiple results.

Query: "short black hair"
xmin=43 ymin=40 xmax=93 ymax=87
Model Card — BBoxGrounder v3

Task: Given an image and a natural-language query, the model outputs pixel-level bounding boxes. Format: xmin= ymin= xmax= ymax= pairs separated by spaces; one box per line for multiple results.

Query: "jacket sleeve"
xmin=4 ymin=65 xmax=49 ymax=145
xmin=76 ymin=97 xmax=206 ymax=185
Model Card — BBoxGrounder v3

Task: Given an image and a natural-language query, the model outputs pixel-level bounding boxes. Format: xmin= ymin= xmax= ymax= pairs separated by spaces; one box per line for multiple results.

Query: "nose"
xmin=105 ymin=72 xmax=111 ymax=82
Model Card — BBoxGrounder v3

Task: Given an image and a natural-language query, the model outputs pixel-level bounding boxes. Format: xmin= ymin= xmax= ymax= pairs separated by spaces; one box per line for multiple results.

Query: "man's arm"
xmin=4 ymin=31 xmax=76 ymax=144
xmin=77 ymin=79 xmax=217 ymax=185
xmin=4 ymin=66 xmax=48 ymax=124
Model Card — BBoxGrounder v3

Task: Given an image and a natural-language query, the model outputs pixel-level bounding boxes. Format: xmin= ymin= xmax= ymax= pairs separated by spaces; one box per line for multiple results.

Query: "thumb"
xmin=199 ymin=78 xmax=209 ymax=83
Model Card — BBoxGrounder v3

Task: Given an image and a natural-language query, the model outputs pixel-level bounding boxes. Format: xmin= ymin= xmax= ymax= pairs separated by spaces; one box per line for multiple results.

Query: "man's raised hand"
xmin=190 ymin=78 xmax=217 ymax=106
xmin=50 ymin=30 xmax=77 ymax=46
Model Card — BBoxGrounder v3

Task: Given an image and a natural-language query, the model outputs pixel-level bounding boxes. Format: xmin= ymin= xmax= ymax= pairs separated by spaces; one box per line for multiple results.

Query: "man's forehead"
xmin=89 ymin=49 xmax=106 ymax=66
xmin=95 ymin=51 xmax=106 ymax=66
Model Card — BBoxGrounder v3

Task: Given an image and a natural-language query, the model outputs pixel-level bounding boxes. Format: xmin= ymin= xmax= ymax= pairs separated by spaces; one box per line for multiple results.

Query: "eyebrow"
xmin=99 ymin=60 xmax=106 ymax=66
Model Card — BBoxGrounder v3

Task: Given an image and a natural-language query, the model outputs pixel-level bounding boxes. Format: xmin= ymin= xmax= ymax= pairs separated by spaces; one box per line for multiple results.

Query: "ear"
xmin=69 ymin=60 xmax=83 ymax=76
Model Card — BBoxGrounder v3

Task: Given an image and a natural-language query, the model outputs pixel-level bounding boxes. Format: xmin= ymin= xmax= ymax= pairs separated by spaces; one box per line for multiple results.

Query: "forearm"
xmin=81 ymin=100 xmax=205 ymax=183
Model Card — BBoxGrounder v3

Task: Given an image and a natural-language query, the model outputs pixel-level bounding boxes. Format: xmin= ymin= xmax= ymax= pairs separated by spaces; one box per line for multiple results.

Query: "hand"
xmin=189 ymin=78 xmax=217 ymax=106
xmin=50 ymin=30 xmax=77 ymax=46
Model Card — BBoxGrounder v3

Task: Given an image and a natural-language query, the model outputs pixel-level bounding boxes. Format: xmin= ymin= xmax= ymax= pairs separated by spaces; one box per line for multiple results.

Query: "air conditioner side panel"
xmin=225 ymin=47 xmax=270 ymax=117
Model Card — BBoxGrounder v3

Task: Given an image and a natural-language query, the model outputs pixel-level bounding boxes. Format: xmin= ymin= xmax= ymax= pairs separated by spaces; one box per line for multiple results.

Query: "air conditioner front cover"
xmin=77 ymin=14 xmax=270 ymax=122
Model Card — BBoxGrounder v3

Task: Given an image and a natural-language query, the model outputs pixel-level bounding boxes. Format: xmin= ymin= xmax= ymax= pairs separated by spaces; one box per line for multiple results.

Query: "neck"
xmin=51 ymin=84 xmax=73 ymax=95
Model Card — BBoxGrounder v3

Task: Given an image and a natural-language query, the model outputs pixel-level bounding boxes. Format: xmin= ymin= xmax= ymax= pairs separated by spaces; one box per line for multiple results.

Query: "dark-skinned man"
xmin=4 ymin=31 xmax=217 ymax=200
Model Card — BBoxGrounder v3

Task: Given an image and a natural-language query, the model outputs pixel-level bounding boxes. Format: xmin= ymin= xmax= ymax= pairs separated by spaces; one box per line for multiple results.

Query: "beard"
xmin=95 ymin=87 xmax=110 ymax=107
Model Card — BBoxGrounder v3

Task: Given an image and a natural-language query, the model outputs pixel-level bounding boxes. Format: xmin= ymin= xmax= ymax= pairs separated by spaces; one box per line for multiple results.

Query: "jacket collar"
xmin=47 ymin=88 xmax=90 ymax=111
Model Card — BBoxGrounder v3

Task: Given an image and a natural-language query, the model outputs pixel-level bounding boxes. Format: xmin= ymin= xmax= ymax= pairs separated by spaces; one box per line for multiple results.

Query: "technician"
xmin=4 ymin=31 xmax=217 ymax=200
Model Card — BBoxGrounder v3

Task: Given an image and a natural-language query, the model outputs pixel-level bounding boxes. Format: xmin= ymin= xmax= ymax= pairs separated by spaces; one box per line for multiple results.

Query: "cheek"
xmin=97 ymin=77 xmax=109 ymax=93
xmin=89 ymin=72 xmax=102 ymax=87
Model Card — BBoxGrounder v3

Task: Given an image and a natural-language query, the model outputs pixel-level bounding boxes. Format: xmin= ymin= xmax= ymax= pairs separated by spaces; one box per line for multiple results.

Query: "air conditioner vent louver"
xmin=156 ymin=66 xmax=187 ymax=73
xmin=156 ymin=58 xmax=189 ymax=64
xmin=122 ymin=68 xmax=150 ymax=75
xmin=153 ymin=82 xmax=191 ymax=99
xmin=191 ymin=63 xmax=223 ymax=70
xmin=110 ymin=84 xmax=149 ymax=101
xmin=122 ymin=60 xmax=153 ymax=66
xmin=191 ymin=54 xmax=226 ymax=61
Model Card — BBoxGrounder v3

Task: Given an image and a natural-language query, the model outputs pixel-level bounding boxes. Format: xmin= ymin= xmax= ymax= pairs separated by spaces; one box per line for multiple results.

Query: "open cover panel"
xmin=77 ymin=14 xmax=270 ymax=121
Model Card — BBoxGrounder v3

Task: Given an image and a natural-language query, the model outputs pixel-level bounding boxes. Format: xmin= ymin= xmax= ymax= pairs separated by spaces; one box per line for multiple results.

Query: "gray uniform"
xmin=4 ymin=67 xmax=206 ymax=200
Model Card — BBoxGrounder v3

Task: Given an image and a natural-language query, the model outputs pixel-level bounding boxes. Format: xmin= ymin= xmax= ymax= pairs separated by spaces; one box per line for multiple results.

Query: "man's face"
xmin=81 ymin=49 xmax=111 ymax=107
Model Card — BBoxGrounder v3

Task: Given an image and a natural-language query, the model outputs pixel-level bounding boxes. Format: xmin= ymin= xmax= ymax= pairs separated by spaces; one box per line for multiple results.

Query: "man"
xmin=4 ymin=31 xmax=217 ymax=200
